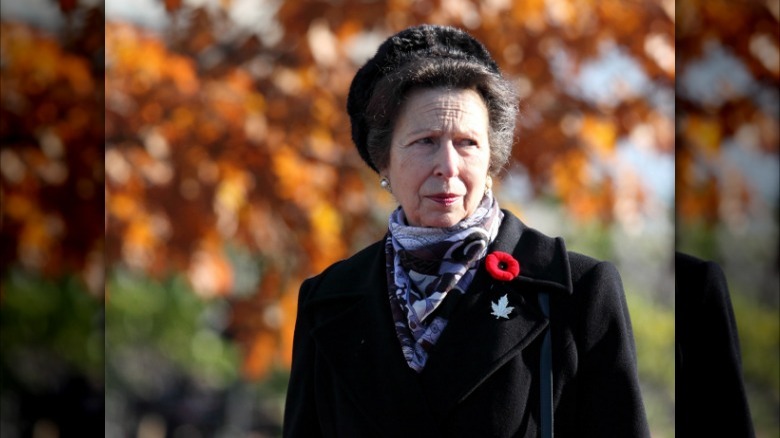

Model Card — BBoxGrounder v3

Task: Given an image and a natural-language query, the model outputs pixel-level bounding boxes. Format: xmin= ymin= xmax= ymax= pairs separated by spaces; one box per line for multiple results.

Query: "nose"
xmin=433 ymin=141 xmax=459 ymax=178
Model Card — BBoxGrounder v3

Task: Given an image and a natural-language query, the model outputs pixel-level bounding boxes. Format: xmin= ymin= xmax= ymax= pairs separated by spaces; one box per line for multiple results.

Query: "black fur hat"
xmin=346 ymin=24 xmax=500 ymax=172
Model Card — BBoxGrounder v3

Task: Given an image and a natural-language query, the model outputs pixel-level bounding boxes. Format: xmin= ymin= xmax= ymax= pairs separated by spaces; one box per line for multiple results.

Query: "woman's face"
xmin=384 ymin=87 xmax=491 ymax=228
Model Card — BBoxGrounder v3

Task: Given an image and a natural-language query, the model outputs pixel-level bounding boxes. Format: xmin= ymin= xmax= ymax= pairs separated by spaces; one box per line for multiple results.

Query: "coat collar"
xmin=305 ymin=211 xmax=570 ymax=431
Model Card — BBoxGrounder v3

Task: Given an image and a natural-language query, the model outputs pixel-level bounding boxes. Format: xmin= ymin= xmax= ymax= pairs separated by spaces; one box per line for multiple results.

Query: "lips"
xmin=427 ymin=193 xmax=461 ymax=206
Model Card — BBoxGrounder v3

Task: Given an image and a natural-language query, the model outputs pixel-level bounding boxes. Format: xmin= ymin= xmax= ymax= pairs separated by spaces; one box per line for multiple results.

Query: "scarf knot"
xmin=385 ymin=192 xmax=503 ymax=372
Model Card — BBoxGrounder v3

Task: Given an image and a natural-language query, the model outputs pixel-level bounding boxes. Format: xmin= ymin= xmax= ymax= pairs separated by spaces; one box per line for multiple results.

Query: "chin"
xmin=419 ymin=212 xmax=466 ymax=228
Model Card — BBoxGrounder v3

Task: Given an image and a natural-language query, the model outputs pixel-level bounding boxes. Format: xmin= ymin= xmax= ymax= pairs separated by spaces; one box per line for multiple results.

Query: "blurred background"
xmin=676 ymin=0 xmax=779 ymax=435
xmin=0 ymin=0 xmax=776 ymax=437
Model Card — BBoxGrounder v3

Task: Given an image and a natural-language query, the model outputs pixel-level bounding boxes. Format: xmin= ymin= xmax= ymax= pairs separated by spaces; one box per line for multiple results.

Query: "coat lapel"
xmin=418 ymin=270 xmax=549 ymax=415
xmin=419 ymin=211 xmax=572 ymax=416
xmin=307 ymin=241 xmax=440 ymax=435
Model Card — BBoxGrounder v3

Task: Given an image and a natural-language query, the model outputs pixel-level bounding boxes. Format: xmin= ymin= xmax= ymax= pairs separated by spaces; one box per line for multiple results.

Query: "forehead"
xmin=395 ymin=88 xmax=489 ymax=133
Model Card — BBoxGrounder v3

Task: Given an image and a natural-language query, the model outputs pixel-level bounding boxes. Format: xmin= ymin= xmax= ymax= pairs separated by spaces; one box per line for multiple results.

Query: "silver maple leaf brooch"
xmin=491 ymin=294 xmax=515 ymax=319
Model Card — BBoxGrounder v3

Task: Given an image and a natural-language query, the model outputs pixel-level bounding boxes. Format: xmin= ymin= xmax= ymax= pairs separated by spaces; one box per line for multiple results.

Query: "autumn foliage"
xmin=4 ymin=0 xmax=679 ymax=383
xmin=676 ymin=0 xmax=779 ymax=229
xmin=2 ymin=4 xmax=778 ymax=435
xmin=0 ymin=18 xmax=104 ymax=288
xmin=98 ymin=0 xmax=681 ymax=380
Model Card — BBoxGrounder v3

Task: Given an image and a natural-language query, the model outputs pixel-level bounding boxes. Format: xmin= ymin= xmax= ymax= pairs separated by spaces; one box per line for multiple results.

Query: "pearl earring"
xmin=380 ymin=177 xmax=391 ymax=192
xmin=485 ymin=175 xmax=493 ymax=194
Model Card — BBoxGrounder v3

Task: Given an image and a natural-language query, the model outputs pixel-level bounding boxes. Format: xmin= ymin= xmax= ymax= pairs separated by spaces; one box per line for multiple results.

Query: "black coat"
xmin=283 ymin=211 xmax=650 ymax=437
xmin=675 ymin=252 xmax=755 ymax=437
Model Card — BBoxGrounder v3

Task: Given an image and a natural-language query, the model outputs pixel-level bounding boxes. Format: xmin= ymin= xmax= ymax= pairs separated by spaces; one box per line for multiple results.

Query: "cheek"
xmin=393 ymin=168 xmax=426 ymax=200
xmin=389 ymin=150 xmax=426 ymax=185
xmin=464 ymin=154 xmax=490 ymax=186
xmin=465 ymin=175 xmax=486 ymax=202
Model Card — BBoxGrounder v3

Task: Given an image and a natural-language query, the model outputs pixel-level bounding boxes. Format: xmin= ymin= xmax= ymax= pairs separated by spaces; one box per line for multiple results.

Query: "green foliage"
xmin=676 ymin=222 xmax=720 ymax=262
xmin=560 ymin=220 xmax=614 ymax=262
xmin=106 ymin=268 xmax=241 ymax=397
xmin=0 ymin=268 xmax=103 ymax=391
xmin=625 ymin=291 xmax=675 ymax=437
xmin=625 ymin=291 xmax=675 ymax=391
xmin=225 ymin=242 xmax=263 ymax=298
xmin=731 ymin=291 xmax=780 ymax=394
xmin=733 ymin=290 xmax=780 ymax=437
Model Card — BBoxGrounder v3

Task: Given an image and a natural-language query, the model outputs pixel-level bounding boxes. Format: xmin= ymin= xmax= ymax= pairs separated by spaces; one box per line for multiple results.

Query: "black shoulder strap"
xmin=539 ymin=292 xmax=553 ymax=438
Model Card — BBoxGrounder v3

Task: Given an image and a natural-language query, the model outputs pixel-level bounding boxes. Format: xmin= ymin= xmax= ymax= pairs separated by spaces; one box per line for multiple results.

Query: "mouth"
xmin=427 ymin=193 xmax=461 ymax=207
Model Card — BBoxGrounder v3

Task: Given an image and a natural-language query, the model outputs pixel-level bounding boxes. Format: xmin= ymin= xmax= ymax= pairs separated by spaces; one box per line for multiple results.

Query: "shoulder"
xmin=498 ymin=212 xmax=632 ymax=349
xmin=675 ymin=251 xmax=727 ymax=294
xmin=497 ymin=210 xmax=622 ymax=295
xmin=675 ymin=251 xmax=731 ymax=316
xmin=567 ymin=251 xmax=622 ymax=285
xmin=564 ymin=253 xmax=626 ymax=322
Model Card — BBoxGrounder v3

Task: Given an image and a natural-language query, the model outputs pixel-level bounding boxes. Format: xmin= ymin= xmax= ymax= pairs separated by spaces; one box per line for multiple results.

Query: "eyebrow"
xmin=402 ymin=127 xmax=483 ymax=138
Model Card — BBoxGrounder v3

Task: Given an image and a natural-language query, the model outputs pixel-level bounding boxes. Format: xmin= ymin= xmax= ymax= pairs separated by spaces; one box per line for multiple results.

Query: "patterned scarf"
xmin=385 ymin=191 xmax=503 ymax=372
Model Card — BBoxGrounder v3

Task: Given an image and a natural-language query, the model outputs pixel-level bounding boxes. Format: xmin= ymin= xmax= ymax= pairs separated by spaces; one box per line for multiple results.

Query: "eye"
xmin=411 ymin=137 xmax=435 ymax=146
xmin=455 ymin=138 xmax=479 ymax=147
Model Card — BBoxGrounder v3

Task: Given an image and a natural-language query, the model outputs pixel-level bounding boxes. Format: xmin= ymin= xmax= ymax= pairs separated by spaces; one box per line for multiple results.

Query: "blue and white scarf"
xmin=385 ymin=191 xmax=503 ymax=372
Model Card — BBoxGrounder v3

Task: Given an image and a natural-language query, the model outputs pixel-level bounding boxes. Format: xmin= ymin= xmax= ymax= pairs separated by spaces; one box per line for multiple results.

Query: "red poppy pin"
xmin=485 ymin=251 xmax=520 ymax=281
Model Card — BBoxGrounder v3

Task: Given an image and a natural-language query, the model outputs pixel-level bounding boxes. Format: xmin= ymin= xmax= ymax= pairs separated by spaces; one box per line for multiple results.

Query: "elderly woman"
xmin=283 ymin=24 xmax=649 ymax=437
